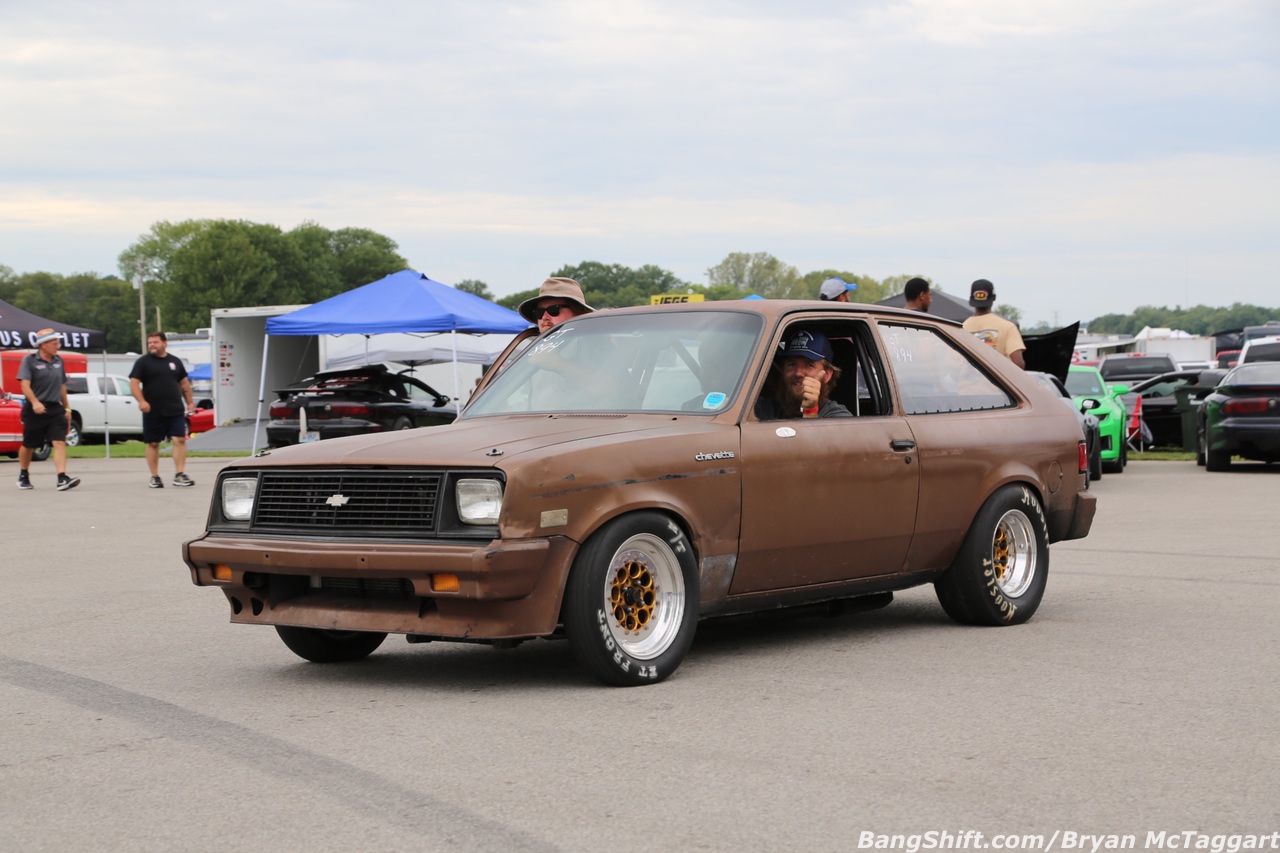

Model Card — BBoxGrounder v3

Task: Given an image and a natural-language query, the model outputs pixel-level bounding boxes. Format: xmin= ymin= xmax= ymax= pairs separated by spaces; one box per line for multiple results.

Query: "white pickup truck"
xmin=65 ymin=373 xmax=143 ymax=445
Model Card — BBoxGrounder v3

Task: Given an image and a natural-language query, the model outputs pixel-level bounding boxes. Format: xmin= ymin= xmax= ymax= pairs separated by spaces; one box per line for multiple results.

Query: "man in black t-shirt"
xmin=129 ymin=331 xmax=196 ymax=488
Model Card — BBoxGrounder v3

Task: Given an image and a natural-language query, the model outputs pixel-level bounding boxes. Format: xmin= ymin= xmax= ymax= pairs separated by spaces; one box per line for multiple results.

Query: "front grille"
xmin=253 ymin=470 xmax=441 ymax=534
xmin=319 ymin=577 xmax=416 ymax=600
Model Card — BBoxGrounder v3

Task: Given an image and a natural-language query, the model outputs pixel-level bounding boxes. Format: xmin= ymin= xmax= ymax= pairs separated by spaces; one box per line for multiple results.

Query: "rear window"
xmin=1225 ymin=363 xmax=1280 ymax=384
xmin=1099 ymin=356 xmax=1175 ymax=379
xmin=66 ymin=376 xmax=88 ymax=394
xmin=1241 ymin=342 xmax=1280 ymax=364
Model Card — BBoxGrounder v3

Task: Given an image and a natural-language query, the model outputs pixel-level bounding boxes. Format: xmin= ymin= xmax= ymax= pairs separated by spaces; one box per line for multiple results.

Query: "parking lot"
xmin=2 ymin=456 xmax=1277 ymax=852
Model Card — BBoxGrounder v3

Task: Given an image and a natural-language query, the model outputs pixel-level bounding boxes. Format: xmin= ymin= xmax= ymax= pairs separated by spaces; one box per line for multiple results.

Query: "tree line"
xmin=7 ymin=217 xmax=1272 ymax=352
xmin=1085 ymin=304 xmax=1279 ymax=337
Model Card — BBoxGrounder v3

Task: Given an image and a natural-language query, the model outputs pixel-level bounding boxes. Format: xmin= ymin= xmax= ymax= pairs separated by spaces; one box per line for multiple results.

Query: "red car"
xmin=1 ymin=393 xmax=51 ymax=461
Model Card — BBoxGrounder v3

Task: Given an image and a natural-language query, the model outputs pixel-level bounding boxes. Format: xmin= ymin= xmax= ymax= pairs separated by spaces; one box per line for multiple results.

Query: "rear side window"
xmin=66 ymin=376 xmax=88 ymax=394
xmin=878 ymin=324 xmax=1013 ymax=415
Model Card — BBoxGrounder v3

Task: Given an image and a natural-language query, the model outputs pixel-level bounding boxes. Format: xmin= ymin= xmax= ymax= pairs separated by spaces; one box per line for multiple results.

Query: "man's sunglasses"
xmin=537 ymin=304 xmax=573 ymax=318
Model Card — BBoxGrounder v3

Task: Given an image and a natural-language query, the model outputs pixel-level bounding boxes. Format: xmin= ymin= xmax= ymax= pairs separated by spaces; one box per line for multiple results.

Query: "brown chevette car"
xmin=184 ymin=301 xmax=1095 ymax=685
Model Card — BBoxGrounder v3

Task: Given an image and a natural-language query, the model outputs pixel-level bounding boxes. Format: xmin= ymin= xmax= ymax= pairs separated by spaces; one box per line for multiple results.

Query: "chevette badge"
xmin=695 ymin=451 xmax=735 ymax=461
xmin=325 ymin=494 xmax=350 ymax=507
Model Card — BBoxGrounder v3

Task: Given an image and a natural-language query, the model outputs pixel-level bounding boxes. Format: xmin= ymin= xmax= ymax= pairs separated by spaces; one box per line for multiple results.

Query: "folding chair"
xmin=1123 ymin=393 xmax=1151 ymax=452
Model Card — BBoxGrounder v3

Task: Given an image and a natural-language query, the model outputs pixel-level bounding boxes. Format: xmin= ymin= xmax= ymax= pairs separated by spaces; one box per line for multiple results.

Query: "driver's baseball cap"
xmin=781 ymin=329 xmax=834 ymax=362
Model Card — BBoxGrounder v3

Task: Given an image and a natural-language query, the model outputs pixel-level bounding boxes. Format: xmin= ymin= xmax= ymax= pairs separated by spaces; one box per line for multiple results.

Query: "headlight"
xmin=456 ymin=478 xmax=502 ymax=525
xmin=221 ymin=477 xmax=258 ymax=521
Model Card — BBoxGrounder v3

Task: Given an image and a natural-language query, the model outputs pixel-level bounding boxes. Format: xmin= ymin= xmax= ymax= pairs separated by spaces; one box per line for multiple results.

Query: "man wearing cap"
xmin=818 ymin=277 xmax=857 ymax=303
xmin=15 ymin=329 xmax=81 ymax=491
xmin=754 ymin=330 xmax=853 ymax=420
xmin=902 ymin=277 xmax=933 ymax=313
xmin=962 ymin=279 xmax=1025 ymax=368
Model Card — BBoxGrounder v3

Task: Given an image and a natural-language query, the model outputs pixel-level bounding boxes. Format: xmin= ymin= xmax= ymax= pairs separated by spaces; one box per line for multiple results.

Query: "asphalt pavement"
xmin=2 ymin=456 xmax=1277 ymax=852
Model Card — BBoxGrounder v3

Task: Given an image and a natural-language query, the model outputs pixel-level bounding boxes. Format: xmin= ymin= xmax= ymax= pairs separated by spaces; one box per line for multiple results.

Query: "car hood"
xmin=236 ymin=414 xmax=730 ymax=469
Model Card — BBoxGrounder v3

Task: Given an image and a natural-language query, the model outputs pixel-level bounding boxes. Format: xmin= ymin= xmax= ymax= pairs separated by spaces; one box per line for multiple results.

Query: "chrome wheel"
xmin=990 ymin=509 xmax=1037 ymax=598
xmin=600 ymin=533 xmax=686 ymax=661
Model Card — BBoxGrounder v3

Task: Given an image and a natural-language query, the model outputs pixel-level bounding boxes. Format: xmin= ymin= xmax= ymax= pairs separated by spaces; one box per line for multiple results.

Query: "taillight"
xmin=268 ymin=403 xmax=292 ymax=418
xmin=1078 ymin=441 xmax=1088 ymax=474
xmin=1223 ymin=398 xmax=1273 ymax=415
xmin=329 ymin=403 xmax=371 ymax=417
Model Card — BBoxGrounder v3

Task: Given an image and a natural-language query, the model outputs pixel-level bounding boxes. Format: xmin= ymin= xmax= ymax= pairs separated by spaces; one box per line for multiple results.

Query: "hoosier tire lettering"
xmin=934 ymin=484 xmax=1049 ymax=627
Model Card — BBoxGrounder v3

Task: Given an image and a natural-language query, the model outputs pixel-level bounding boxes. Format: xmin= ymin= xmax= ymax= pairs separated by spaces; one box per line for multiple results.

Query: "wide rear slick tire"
xmin=275 ymin=626 xmax=387 ymax=662
xmin=563 ymin=512 xmax=700 ymax=686
xmin=935 ymin=484 xmax=1049 ymax=627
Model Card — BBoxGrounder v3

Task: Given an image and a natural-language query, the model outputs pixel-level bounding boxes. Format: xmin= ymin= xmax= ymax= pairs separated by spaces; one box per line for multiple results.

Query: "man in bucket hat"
xmin=15 ymin=329 xmax=81 ymax=491
xmin=962 ymin=279 xmax=1025 ymax=368
xmin=517 ymin=277 xmax=594 ymax=334
xmin=754 ymin=329 xmax=852 ymax=420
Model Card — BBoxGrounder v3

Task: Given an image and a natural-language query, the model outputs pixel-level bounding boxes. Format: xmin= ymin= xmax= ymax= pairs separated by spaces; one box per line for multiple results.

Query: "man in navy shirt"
xmin=129 ymin=331 xmax=196 ymax=488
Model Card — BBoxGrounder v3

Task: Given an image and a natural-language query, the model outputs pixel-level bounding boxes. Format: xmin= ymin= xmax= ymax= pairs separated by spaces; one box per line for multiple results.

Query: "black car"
xmin=1197 ymin=362 xmax=1280 ymax=471
xmin=1028 ymin=371 xmax=1103 ymax=481
xmin=267 ymin=365 xmax=456 ymax=447
xmin=1127 ymin=369 xmax=1224 ymax=449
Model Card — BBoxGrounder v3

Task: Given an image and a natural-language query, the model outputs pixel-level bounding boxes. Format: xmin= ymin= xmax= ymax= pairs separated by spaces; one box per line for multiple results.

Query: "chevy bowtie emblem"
xmin=325 ymin=494 xmax=350 ymax=507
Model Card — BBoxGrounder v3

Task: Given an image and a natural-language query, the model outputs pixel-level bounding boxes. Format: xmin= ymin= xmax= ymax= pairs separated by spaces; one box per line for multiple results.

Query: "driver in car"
xmin=754 ymin=330 xmax=852 ymax=420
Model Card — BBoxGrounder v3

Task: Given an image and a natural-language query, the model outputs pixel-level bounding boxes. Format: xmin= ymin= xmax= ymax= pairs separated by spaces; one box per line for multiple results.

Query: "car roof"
xmin=571 ymin=299 xmax=967 ymax=327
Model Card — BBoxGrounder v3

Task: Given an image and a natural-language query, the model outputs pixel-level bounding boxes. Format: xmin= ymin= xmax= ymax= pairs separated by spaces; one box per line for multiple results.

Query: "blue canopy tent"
xmin=188 ymin=363 xmax=213 ymax=382
xmin=251 ymin=270 xmax=530 ymax=452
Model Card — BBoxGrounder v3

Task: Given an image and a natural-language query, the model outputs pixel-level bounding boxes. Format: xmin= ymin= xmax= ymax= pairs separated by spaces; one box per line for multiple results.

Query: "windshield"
xmin=464 ymin=310 xmax=763 ymax=416
xmin=1065 ymin=370 xmax=1105 ymax=396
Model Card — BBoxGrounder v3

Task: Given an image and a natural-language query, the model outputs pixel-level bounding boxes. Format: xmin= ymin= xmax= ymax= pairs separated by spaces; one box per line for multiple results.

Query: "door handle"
xmin=891 ymin=439 xmax=916 ymax=451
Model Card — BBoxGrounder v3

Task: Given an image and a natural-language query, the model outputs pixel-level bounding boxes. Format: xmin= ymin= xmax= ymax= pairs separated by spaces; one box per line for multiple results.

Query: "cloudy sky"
xmin=2 ymin=0 xmax=1276 ymax=325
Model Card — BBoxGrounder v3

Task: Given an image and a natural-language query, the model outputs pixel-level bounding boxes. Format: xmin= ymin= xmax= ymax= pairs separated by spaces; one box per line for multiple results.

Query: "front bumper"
xmin=183 ymin=534 xmax=579 ymax=639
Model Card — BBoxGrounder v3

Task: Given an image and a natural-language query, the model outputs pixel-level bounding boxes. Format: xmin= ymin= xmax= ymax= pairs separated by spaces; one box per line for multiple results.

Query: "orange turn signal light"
xmin=431 ymin=573 xmax=460 ymax=592
xmin=213 ymin=564 xmax=233 ymax=581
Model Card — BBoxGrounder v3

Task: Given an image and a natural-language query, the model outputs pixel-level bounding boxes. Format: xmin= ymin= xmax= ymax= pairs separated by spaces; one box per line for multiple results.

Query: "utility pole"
xmin=135 ymin=273 xmax=147 ymax=352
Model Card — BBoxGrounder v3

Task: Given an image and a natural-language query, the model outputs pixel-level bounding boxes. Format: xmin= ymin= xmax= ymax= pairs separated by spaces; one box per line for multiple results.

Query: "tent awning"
xmin=265 ymin=271 xmax=529 ymax=336
xmin=0 ymin=298 xmax=106 ymax=350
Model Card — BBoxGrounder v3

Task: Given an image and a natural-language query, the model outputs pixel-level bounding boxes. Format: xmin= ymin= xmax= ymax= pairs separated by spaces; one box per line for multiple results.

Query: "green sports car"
xmin=1067 ymin=365 xmax=1129 ymax=473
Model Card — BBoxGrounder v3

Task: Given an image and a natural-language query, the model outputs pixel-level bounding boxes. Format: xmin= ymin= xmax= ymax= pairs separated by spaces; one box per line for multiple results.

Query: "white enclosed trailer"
xmin=210 ymin=305 xmax=318 ymax=426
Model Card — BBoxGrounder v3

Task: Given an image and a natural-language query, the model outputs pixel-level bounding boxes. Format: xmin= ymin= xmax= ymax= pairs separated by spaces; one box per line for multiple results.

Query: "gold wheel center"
xmin=610 ymin=560 xmax=658 ymax=633
xmin=993 ymin=528 xmax=1011 ymax=579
